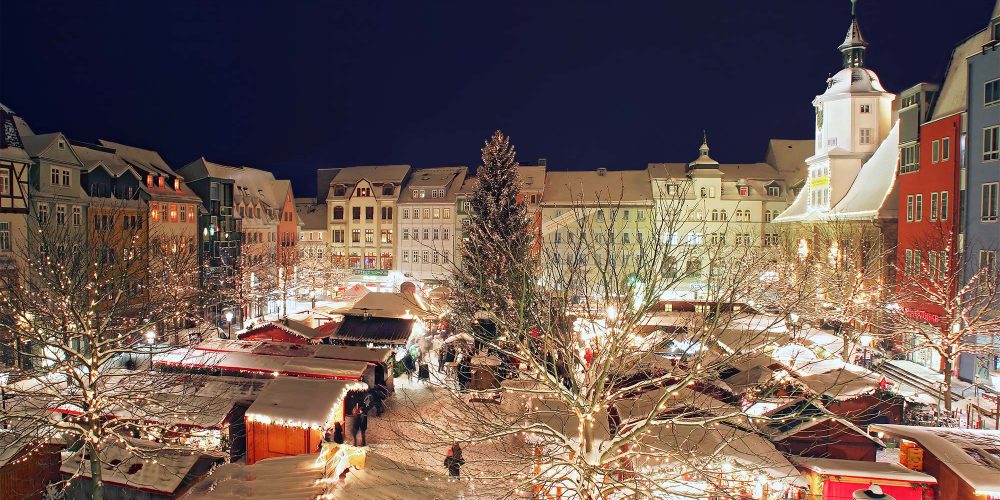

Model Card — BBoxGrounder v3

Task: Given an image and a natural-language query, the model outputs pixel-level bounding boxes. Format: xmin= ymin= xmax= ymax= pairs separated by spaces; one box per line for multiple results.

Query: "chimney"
xmin=596 ymin=167 xmax=607 ymax=176
xmin=537 ymin=158 xmax=548 ymax=167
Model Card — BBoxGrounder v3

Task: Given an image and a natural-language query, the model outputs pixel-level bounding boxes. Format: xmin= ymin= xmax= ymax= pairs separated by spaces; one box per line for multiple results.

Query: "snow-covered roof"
xmin=194 ymin=338 xmax=393 ymax=364
xmin=820 ymin=68 xmax=887 ymax=98
xmin=869 ymin=424 xmax=1000 ymax=496
xmin=775 ymin=121 xmax=899 ymax=223
xmin=542 ymin=169 xmax=653 ymax=205
xmin=930 ymin=26 xmax=992 ymax=121
xmin=185 ymin=453 xmax=328 ymax=499
xmin=329 ymin=165 xmax=411 ymax=187
xmin=792 ymin=456 xmax=936 ymax=483
xmin=246 ymin=377 xmax=366 ymax=429
xmin=154 ymin=348 xmax=371 ymax=380
xmin=338 ymin=291 xmax=432 ymax=319
xmin=61 ymin=438 xmax=216 ymax=495
xmin=294 ymin=201 xmax=327 ymax=230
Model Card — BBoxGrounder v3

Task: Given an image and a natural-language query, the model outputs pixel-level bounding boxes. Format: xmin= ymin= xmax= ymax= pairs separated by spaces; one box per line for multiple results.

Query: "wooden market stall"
xmin=244 ymin=377 xmax=367 ymax=465
xmin=153 ymin=348 xmax=374 ymax=384
xmin=0 ymin=432 xmax=61 ymax=500
xmin=791 ymin=456 xmax=936 ymax=500
xmin=870 ymin=424 xmax=1000 ymax=500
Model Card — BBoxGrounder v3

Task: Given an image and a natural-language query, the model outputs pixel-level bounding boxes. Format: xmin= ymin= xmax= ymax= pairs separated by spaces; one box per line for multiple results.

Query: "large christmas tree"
xmin=452 ymin=130 xmax=534 ymax=338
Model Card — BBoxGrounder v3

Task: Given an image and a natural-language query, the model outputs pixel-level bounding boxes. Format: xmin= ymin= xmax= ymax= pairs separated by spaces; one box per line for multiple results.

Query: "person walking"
xmin=456 ymin=356 xmax=472 ymax=392
xmin=444 ymin=442 xmax=464 ymax=477
xmin=349 ymin=404 xmax=363 ymax=446
xmin=357 ymin=406 xmax=368 ymax=446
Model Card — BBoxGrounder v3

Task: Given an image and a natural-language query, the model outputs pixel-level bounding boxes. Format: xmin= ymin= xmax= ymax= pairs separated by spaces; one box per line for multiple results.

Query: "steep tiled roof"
xmin=542 ymin=169 xmax=652 ymax=204
xmin=330 ymin=165 xmax=410 ymax=186
xmin=397 ymin=166 xmax=467 ymax=203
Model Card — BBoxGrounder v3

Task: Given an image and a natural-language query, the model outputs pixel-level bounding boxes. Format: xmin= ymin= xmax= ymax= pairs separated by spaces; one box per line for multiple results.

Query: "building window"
xmin=981 ymin=250 xmax=998 ymax=279
xmin=915 ymin=194 xmax=923 ymax=221
xmin=365 ymin=229 xmax=374 ymax=243
xmin=356 ymin=187 xmax=371 ymax=197
xmin=905 ymin=249 xmax=913 ymax=276
xmin=365 ymin=207 xmax=374 ymax=220
xmin=767 ymin=185 xmax=780 ymax=196
xmin=859 ymin=128 xmax=872 ymax=145
xmin=180 ymin=205 xmax=188 ymax=222
xmin=351 ymin=229 xmax=361 ymax=243
xmin=942 ymin=137 xmax=951 ymax=161
xmin=0 ymin=222 xmax=9 ymax=251
xmin=382 ymin=184 xmax=394 ymax=196
xmin=985 ymin=126 xmax=1000 ymax=161
xmin=930 ymin=192 xmax=938 ymax=221
xmin=443 ymin=208 xmax=451 ymax=219
xmin=432 ymin=252 xmax=440 ymax=265
xmin=432 ymin=228 xmax=439 ymax=240
xmin=351 ymin=207 xmax=361 ymax=220
xmin=443 ymin=229 xmax=450 ymax=240
xmin=462 ymin=201 xmax=471 ymax=213
xmin=700 ymin=187 xmax=708 ymax=198
xmin=382 ymin=207 xmax=393 ymax=220
xmin=72 ymin=206 xmax=82 ymax=226
xmin=402 ymin=251 xmax=409 ymax=264
xmin=423 ymin=208 xmax=430 ymax=219
xmin=433 ymin=208 xmax=441 ymax=219
xmin=0 ymin=170 xmax=9 ymax=195
xmin=333 ymin=206 xmax=344 ymax=220
xmin=860 ymin=104 xmax=871 ymax=113
xmin=55 ymin=204 xmax=66 ymax=225
xmin=333 ymin=186 xmax=346 ymax=197
xmin=402 ymin=209 xmax=409 ymax=219
xmin=900 ymin=144 xmax=919 ymax=173
xmin=333 ymin=229 xmax=344 ymax=243
xmin=381 ymin=229 xmax=392 ymax=244
xmin=738 ymin=185 xmax=749 ymax=197
xmin=764 ymin=233 xmax=779 ymax=246
xmin=622 ymin=233 xmax=630 ymax=244
xmin=940 ymin=191 xmax=948 ymax=221
xmin=170 ymin=204 xmax=178 ymax=222
xmin=596 ymin=210 xmax=605 ymax=221
xmin=422 ymin=228 xmax=429 ymax=240
xmin=37 ymin=204 xmax=48 ymax=224
xmin=983 ymin=183 xmax=999 ymax=222
xmin=932 ymin=140 xmax=940 ymax=163
xmin=906 ymin=195 xmax=914 ymax=222
xmin=986 ymin=79 xmax=1000 ymax=106
xmin=412 ymin=209 xmax=420 ymax=220
xmin=402 ymin=228 xmax=409 ymax=240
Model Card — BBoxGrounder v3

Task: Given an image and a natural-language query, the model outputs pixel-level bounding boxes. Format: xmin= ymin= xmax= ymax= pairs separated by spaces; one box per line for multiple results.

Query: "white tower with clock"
xmin=801 ymin=3 xmax=895 ymax=214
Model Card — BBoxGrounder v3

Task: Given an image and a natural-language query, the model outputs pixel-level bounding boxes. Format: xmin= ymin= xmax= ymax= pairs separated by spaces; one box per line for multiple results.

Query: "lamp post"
xmin=145 ymin=329 xmax=156 ymax=368
xmin=225 ymin=310 xmax=234 ymax=339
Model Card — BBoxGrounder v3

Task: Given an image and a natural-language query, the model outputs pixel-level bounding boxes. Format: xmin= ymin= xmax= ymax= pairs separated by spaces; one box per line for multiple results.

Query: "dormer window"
xmin=158 ymin=176 xmax=164 ymax=187
xmin=738 ymin=185 xmax=749 ymax=197
xmin=146 ymin=174 xmax=153 ymax=187
xmin=356 ymin=187 xmax=371 ymax=197
xmin=173 ymin=179 xmax=180 ymax=191
xmin=382 ymin=184 xmax=394 ymax=196
xmin=767 ymin=186 xmax=780 ymax=197
xmin=333 ymin=186 xmax=346 ymax=197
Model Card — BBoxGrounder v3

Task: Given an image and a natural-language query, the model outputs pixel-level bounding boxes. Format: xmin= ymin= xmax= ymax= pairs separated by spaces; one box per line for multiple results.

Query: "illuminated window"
xmin=151 ymin=203 xmax=160 ymax=221
xmin=170 ymin=204 xmax=178 ymax=222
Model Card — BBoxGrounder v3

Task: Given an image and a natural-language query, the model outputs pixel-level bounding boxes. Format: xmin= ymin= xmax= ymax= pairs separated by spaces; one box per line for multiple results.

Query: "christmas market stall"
xmin=244 ymin=377 xmax=367 ymax=465
xmin=238 ymin=318 xmax=332 ymax=344
xmin=190 ymin=338 xmax=394 ymax=389
xmin=330 ymin=292 xmax=433 ymax=347
xmin=153 ymin=348 xmax=374 ymax=383
xmin=791 ymin=456 xmax=936 ymax=500
xmin=870 ymin=424 xmax=1000 ymax=500
xmin=0 ymin=426 xmax=61 ymax=500
xmin=60 ymin=437 xmax=220 ymax=500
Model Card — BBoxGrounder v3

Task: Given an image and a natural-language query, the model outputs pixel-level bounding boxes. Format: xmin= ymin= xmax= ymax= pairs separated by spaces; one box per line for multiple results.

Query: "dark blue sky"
xmin=1 ymin=0 xmax=994 ymax=197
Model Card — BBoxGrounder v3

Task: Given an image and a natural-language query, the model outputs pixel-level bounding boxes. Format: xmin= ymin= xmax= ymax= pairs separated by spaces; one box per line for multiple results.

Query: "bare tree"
xmin=296 ymin=250 xmax=352 ymax=309
xmin=390 ymin=184 xmax=839 ymax=498
xmin=0 ymin=202 xmax=217 ymax=500
xmin=888 ymin=224 xmax=1000 ymax=413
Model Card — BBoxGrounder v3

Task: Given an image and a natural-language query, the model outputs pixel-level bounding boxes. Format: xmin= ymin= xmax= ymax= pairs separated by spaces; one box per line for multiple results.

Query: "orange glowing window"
xmin=169 ymin=204 xmax=178 ymax=222
xmin=151 ymin=203 xmax=160 ymax=221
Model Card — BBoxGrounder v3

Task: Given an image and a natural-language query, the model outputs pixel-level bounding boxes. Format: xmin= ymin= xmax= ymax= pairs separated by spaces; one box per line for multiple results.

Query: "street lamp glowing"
xmin=789 ymin=312 xmax=799 ymax=323
xmin=952 ymin=323 xmax=960 ymax=334
xmin=145 ymin=329 xmax=156 ymax=344
xmin=225 ymin=311 xmax=234 ymax=323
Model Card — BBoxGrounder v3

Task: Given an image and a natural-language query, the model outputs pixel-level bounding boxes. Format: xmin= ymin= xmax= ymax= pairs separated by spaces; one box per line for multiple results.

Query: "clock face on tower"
xmin=815 ymin=107 xmax=824 ymax=129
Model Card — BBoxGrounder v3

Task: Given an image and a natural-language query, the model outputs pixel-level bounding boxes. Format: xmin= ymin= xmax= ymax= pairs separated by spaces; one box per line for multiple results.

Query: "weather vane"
xmin=851 ymin=0 xmax=858 ymax=16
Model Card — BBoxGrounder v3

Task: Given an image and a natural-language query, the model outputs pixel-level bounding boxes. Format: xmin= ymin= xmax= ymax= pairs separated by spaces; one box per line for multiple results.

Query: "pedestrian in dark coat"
xmin=456 ymin=358 xmax=472 ymax=391
xmin=357 ymin=406 xmax=368 ymax=446
xmin=444 ymin=442 xmax=464 ymax=477
xmin=349 ymin=404 xmax=364 ymax=446
xmin=333 ymin=422 xmax=344 ymax=444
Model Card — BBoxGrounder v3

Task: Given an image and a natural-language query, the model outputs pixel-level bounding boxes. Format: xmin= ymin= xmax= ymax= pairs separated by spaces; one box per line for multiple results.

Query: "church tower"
xmin=805 ymin=1 xmax=895 ymax=213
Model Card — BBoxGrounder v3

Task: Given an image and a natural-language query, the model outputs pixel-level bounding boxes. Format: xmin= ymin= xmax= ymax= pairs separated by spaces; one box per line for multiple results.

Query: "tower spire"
xmin=839 ymin=0 xmax=867 ymax=68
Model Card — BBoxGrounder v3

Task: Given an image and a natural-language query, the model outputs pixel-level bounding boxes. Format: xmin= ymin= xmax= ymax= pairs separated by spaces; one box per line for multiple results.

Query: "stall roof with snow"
xmin=246 ymin=377 xmax=367 ymax=430
xmin=185 ymin=453 xmax=328 ymax=499
xmin=192 ymin=338 xmax=393 ymax=364
xmin=870 ymin=424 xmax=1000 ymax=497
xmin=791 ymin=456 xmax=936 ymax=484
xmin=238 ymin=319 xmax=330 ymax=343
xmin=331 ymin=316 xmax=416 ymax=346
xmin=336 ymin=291 xmax=432 ymax=319
xmin=60 ymin=438 xmax=218 ymax=497
xmin=154 ymin=348 xmax=371 ymax=380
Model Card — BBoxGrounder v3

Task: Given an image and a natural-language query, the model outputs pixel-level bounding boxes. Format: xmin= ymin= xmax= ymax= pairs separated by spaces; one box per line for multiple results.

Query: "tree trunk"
xmin=87 ymin=441 xmax=104 ymax=500
xmin=840 ymin=325 xmax=850 ymax=362
xmin=942 ymin=357 xmax=954 ymax=414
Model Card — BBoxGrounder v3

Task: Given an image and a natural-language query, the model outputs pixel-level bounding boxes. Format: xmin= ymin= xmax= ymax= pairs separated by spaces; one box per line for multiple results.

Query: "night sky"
xmin=1 ymin=0 xmax=994 ymax=197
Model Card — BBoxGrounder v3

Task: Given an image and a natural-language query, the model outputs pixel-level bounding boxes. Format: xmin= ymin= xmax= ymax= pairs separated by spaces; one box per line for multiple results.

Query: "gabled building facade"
xmin=324 ymin=165 xmax=409 ymax=291
xmin=0 ymin=105 xmax=31 ymax=273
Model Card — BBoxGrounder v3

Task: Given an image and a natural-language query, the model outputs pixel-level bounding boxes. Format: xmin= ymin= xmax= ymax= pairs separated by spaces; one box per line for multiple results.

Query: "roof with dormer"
xmin=542 ymin=169 xmax=652 ymax=205
xmin=329 ymin=165 xmax=411 ymax=187
xmin=397 ymin=166 xmax=467 ymax=203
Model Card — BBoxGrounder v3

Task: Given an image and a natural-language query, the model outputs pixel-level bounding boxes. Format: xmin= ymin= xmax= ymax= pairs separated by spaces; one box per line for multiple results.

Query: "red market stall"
xmin=792 ymin=456 xmax=936 ymax=500
xmin=244 ymin=377 xmax=367 ymax=465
